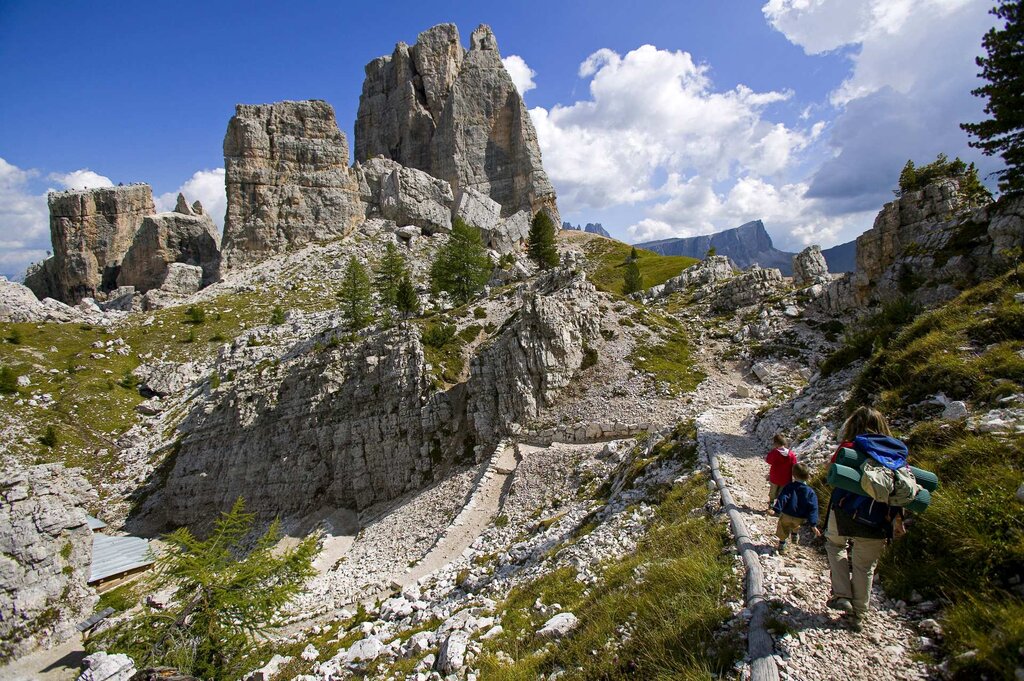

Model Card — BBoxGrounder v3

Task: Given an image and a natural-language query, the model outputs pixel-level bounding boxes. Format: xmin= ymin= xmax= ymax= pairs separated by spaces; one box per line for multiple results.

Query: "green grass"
xmin=627 ymin=312 xmax=705 ymax=396
xmin=819 ymin=297 xmax=921 ymax=376
xmin=839 ymin=272 xmax=1024 ymax=679
xmin=579 ymin=239 xmax=698 ymax=295
xmin=475 ymin=474 xmax=738 ymax=680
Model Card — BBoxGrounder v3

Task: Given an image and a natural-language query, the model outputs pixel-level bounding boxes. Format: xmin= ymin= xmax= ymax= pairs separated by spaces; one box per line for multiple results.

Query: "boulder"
xmin=537 ymin=612 xmax=579 ymax=639
xmin=118 ymin=207 xmax=221 ymax=293
xmin=346 ymin=637 xmax=384 ymax=663
xmin=25 ymin=184 xmax=155 ymax=303
xmin=221 ymin=100 xmax=364 ymax=267
xmin=792 ymin=245 xmax=829 ymax=287
xmin=379 ymin=165 xmax=453 ymax=234
xmin=356 ymin=24 xmax=559 ymax=224
xmin=0 ymin=277 xmax=50 ymax=322
xmin=0 ymin=465 xmax=97 ymax=661
xmin=708 ymin=266 xmax=785 ymax=311
xmin=78 ymin=652 xmax=136 ymax=681
xmin=435 ymin=630 xmax=469 ymax=674
xmin=159 ymin=263 xmax=203 ymax=295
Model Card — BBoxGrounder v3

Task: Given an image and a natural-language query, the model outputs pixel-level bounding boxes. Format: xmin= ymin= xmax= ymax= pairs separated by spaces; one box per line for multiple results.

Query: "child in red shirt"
xmin=765 ymin=433 xmax=797 ymax=514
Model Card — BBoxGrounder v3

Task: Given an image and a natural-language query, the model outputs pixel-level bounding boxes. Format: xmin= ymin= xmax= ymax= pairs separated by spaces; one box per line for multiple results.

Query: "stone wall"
xmin=0 ymin=465 xmax=97 ymax=662
xmin=221 ymin=100 xmax=365 ymax=267
xmin=355 ymin=24 xmax=559 ymax=225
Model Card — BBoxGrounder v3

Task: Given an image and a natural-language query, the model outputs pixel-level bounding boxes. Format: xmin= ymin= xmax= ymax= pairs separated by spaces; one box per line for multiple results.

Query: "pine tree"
xmin=705 ymin=246 xmax=717 ymax=258
xmin=338 ymin=256 xmax=373 ymax=330
xmin=623 ymin=260 xmax=643 ymax=295
xmin=0 ymin=366 xmax=17 ymax=394
xmin=430 ymin=218 xmax=492 ymax=304
xmin=527 ymin=211 xmax=559 ymax=270
xmin=961 ymin=0 xmax=1024 ymax=195
xmin=626 ymin=246 xmax=639 ymax=263
xmin=896 ymin=159 xmax=917 ymax=196
xmin=90 ymin=499 xmax=319 ymax=681
xmin=396 ymin=275 xmax=419 ymax=318
xmin=375 ymin=242 xmax=409 ymax=309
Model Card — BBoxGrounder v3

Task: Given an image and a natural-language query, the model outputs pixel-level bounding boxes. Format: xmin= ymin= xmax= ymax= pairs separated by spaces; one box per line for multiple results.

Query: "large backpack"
xmin=854 ymin=434 xmax=922 ymax=507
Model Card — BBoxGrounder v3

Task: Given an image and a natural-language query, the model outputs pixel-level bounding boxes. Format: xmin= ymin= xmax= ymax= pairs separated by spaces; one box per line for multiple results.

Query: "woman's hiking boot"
xmin=827 ymin=596 xmax=854 ymax=613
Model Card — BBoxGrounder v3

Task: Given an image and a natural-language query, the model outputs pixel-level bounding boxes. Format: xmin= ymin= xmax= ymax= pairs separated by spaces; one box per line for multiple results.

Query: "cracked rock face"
xmin=0 ymin=464 xmax=97 ymax=662
xmin=118 ymin=199 xmax=222 ymax=293
xmin=25 ymin=185 xmax=155 ymax=304
xmin=221 ymin=100 xmax=365 ymax=267
xmin=355 ymin=23 xmax=559 ymax=225
xmin=152 ymin=266 xmax=600 ymax=528
xmin=792 ymin=245 xmax=829 ymax=287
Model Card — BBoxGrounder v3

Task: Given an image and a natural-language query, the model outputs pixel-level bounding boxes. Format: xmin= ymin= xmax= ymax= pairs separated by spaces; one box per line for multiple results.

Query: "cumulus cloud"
xmin=47 ymin=168 xmax=113 ymax=190
xmin=0 ymin=158 xmax=50 ymax=280
xmin=531 ymin=44 xmax=816 ymax=217
xmin=764 ymin=0 xmax=1000 ymax=214
xmin=154 ymin=168 xmax=227 ymax=227
xmin=502 ymin=55 xmax=537 ymax=96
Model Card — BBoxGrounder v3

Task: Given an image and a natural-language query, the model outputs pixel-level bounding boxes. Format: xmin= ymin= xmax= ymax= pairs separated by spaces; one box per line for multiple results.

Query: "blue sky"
xmin=0 ymin=0 xmax=1001 ymax=279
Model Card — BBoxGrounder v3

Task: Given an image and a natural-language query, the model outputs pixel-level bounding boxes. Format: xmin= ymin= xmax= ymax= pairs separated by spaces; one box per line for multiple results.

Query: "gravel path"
xmin=696 ymin=368 xmax=930 ymax=680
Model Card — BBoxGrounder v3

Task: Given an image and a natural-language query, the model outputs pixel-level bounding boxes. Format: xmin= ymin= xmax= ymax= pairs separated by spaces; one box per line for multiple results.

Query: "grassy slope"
xmin=571 ymin=233 xmax=699 ymax=295
xmin=822 ymin=271 xmax=1024 ymax=678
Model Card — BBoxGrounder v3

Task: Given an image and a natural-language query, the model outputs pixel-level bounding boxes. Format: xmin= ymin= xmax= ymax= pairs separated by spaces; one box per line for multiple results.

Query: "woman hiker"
xmin=823 ymin=406 xmax=907 ymax=632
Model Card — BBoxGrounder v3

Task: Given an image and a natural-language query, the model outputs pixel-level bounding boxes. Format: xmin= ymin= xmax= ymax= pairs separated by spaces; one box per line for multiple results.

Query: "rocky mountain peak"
xmin=355 ymin=23 xmax=559 ymax=226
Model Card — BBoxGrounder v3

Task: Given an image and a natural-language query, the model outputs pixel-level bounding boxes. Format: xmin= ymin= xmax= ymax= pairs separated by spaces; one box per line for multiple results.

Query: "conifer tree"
xmin=90 ymin=499 xmax=319 ymax=681
xmin=527 ymin=211 xmax=560 ymax=270
xmin=626 ymin=246 xmax=639 ymax=263
xmin=396 ymin=274 xmax=419 ymax=318
xmin=623 ymin=260 xmax=643 ymax=295
xmin=338 ymin=256 xmax=373 ymax=330
xmin=429 ymin=217 xmax=492 ymax=304
xmin=961 ymin=0 xmax=1024 ymax=195
xmin=375 ymin=242 xmax=409 ymax=309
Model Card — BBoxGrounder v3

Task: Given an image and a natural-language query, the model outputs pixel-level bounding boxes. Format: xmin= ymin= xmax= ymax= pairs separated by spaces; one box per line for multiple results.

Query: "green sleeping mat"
xmin=834 ymin=447 xmax=939 ymax=492
xmin=828 ymin=462 xmax=933 ymax=514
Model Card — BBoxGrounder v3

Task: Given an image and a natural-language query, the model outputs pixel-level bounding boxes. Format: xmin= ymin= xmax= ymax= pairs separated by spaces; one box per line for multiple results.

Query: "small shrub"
xmin=0 ymin=366 xmax=18 ymax=394
xmin=182 ymin=329 xmax=197 ymax=344
xmin=494 ymin=514 xmax=509 ymax=528
xmin=270 ymin=305 xmax=286 ymax=325
xmin=118 ymin=371 xmax=139 ymax=390
xmin=422 ymin=322 xmax=457 ymax=348
xmin=7 ymin=327 xmax=22 ymax=344
xmin=581 ymin=343 xmax=598 ymax=370
xmin=184 ymin=305 xmax=206 ymax=325
xmin=210 ymin=373 xmax=221 ymax=389
xmin=39 ymin=425 xmax=58 ymax=448
xmin=209 ymin=332 xmax=227 ymax=343
xmin=473 ymin=307 xmax=487 ymax=319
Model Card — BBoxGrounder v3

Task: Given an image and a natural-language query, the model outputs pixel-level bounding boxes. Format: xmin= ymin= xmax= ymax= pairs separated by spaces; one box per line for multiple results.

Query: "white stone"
xmin=436 ymin=630 xmax=469 ymax=674
xmin=301 ymin=643 xmax=319 ymax=661
xmin=537 ymin=612 xmax=579 ymax=639
xmin=346 ymin=637 xmax=384 ymax=663
xmin=78 ymin=652 xmax=136 ymax=681
xmin=244 ymin=654 xmax=293 ymax=681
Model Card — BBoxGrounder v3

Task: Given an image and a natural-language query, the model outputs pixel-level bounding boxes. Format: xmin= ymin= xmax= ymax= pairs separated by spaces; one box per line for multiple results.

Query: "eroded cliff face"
xmin=155 ymin=265 xmax=600 ymax=527
xmin=221 ymin=100 xmax=365 ymax=267
xmin=817 ymin=179 xmax=1024 ymax=312
xmin=0 ymin=465 xmax=97 ymax=662
xmin=355 ymin=24 xmax=559 ymax=224
xmin=25 ymin=185 xmax=155 ymax=304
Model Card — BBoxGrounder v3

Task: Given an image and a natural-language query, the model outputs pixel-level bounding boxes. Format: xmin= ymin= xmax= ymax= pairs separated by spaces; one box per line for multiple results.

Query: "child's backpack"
xmin=854 ymin=434 xmax=922 ymax=507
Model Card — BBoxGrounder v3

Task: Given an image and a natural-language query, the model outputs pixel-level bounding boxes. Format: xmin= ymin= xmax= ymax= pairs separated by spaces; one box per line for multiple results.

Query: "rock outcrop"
xmin=118 ymin=194 xmax=221 ymax=293
xmin=355 ymin=24 xmax=559 ymax=224
xmin=152 ymin=264 xmax=599 ymax=527
xmin=454 ymin=187 xmax=531 ymax=253
xmin=815 ymin=179 xmax=1024 ymax=312
xmin=640 ymin=255 xmax=735 ymax=300
xmin=221 ymin=100 xmax=364 ymax=267
xmin=25 ymin=185 xmax=155 ymax=304
xmin=357 ymin=158 xmax=454 ymax=234
xmin=792 ymin=245 xmax=829 ymax=287
xmin=0 ymin=465 xmax=97 ymax=662
xmin=709 ymin=266 xmax=785 ymax=312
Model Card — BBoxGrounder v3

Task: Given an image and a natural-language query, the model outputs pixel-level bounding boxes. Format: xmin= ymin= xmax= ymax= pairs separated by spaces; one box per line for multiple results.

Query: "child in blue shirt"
xmin=773 ymin=462 xmax=821 ymax=554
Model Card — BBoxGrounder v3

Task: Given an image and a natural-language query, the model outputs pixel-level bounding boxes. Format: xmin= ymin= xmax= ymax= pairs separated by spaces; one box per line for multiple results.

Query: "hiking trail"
xmin=696 ymin=361 xmax=930 ymax=681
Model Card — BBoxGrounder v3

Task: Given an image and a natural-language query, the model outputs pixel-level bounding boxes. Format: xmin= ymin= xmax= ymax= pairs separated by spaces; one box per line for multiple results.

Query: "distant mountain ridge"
xmin=635 ymin=220 xmax=856 ymax=275
xmin=562 ymin=221 xmax=612 ymax=238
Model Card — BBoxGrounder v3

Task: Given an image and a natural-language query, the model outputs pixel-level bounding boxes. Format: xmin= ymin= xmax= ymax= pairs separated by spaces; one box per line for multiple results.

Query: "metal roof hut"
xmin=86 ymin=515 xmax=155 ymax=586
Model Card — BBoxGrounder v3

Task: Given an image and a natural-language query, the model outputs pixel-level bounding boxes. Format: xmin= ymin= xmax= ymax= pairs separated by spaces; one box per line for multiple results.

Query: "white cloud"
xmin=531 ymin=44 xmax=814 ymax=216
xmin=47 ymin=168 xmax=113 ymax=190
xmin=764 ymin=0 xmax=1000 ymax=212
xmin=154 ymin=168 xmax=226 ymax=227
xmin=0 ymin=157 xmax=50 ymax=280
xmin=502 ymin=55 xmax=536 ymax=96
